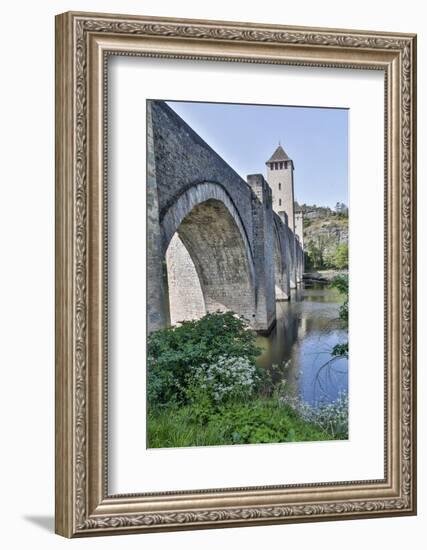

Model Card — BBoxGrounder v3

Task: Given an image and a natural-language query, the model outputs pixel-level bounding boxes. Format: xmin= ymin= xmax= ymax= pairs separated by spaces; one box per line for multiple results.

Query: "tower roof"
xmin=266 ymin=144 xmax=291 ymax=164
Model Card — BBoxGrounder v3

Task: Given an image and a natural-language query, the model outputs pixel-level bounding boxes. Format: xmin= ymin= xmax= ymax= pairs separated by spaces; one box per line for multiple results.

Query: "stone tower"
xmin=265 ymin=144 xmax=295 ymax=231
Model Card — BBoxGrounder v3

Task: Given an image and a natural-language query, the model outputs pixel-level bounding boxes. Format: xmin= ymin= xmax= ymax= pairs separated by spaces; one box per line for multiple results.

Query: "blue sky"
xmin=167 ymin=101 xmax=348 ymax=209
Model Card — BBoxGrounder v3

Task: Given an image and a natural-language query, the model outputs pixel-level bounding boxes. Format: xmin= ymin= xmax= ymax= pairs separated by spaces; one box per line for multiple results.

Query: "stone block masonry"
xmin=147 ymin=100 xmax=304 ymax=334
xmin=166 ymin=233 xmax=206 ymax=325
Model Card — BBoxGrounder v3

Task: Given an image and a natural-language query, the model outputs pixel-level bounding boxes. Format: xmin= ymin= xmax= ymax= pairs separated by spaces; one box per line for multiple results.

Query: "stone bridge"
xmin=147 ymin=100 xmax=304 ymax=334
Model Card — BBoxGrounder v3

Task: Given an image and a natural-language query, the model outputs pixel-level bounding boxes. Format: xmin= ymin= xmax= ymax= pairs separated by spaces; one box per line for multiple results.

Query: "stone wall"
xmin=147 ymin=100 xmax=304 ymax=334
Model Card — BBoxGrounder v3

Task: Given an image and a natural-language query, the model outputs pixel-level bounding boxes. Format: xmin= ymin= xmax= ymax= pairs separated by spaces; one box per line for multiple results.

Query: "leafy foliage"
xmin=147 ymin=312 xmax=260 ymax=409
xmin=330 ymin=274 xmax=348 ymax=325
xmin=213 ymin=400 xmax=332 ymax=444
xmin=305 ymin=240 xmax=349 ymax=271
xmin=331 ymin=342 xmax=348 ymax=357
xmin=305 ymin=242 xmax=324 ymax=270
xmin=184 ymin=356 xmax=260 ymax=423
xmin=147 ymin=398 xmax=333 ymax=448
xmin=301 ymin=202 xmax=348 ymax=270
xmin=330 ymin=274 xmax=349 ymax=357
xmin=280 ymin=392 xmax=349 ymax=439
xmin=334 ymin=243 xmax=349 ymax=270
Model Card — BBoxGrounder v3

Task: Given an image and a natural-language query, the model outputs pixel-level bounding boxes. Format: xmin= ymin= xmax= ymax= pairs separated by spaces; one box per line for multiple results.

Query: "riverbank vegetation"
xmin=147 ymin=312 xmax=347 ymax=448
xmin=330 ymin=274 xmax=349 ymax=358
xmin=299 ymin=202 xmax=349 ymax=271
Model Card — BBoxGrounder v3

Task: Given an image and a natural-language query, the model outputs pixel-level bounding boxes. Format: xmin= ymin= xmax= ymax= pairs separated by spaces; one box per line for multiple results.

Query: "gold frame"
xmin=55 ymin=11 xmax=417 ymax=538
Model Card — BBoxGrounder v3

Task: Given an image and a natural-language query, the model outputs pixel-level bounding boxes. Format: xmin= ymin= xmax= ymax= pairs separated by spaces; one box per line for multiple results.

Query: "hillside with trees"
xmin=295 ymin=202 xmax=349 ymax=272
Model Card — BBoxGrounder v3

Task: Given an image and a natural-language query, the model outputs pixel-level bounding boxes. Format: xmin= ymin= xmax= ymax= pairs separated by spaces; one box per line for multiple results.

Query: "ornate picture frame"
xmin=55 ymin=11 xmax=417 ymax=537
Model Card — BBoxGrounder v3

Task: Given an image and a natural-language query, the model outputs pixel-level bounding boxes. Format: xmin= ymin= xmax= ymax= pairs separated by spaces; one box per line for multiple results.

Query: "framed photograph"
xmin=55 ymin=11 xmax=417 ymax=537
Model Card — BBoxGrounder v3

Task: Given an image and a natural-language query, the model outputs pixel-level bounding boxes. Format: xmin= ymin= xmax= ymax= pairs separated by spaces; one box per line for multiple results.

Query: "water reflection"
xmin=256 ymin=283 xmax=348 ymax=407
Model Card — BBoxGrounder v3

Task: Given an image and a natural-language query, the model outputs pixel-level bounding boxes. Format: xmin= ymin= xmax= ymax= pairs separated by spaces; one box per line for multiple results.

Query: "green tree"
xmin=305 ymin=241 xmax=323 ymax=270
xmin=323 ymin=249 xmax=336 ymax=269
xmin=334 ymin=243 xmax=349 ymax=270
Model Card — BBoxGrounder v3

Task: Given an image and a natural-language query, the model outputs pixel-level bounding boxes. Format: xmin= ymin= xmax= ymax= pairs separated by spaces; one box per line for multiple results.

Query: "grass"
xmin=147 ymin=398 xmax=336 ymax=448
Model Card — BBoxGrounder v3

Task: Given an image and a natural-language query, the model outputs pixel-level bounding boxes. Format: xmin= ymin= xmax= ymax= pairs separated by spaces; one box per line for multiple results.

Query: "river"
xmin=256 ymin=283 xmax=348 ymax=407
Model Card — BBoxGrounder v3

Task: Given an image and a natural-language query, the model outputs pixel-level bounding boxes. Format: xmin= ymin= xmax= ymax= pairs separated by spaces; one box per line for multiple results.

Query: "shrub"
xmin=147 ymin=312 xmax=260 ymax=409
xmin=184 ymin=356 xmax=260 ymax=422
xmin=279 ymin=392 xmax=349 ymax=439
xmin=330 ymin=274 xmax=349 ymax=357
xmin=213 ymin=400 xmax=332 ymax=444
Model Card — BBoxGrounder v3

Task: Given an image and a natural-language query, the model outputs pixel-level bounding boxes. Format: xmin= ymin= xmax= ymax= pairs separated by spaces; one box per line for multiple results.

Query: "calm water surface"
xmin=256 ymin=283 xmax=348 ymax=407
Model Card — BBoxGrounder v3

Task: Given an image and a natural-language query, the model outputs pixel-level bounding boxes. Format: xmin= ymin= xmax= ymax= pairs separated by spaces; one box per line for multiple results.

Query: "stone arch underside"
xmin=162 ymin=184 xmax=256 ymax=325
xmin=166 ymin=233 xmax=206 ymax=325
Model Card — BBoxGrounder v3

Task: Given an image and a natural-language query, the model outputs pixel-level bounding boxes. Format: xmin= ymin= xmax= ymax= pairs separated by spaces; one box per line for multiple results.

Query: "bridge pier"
xmin=247 ymin=174 xmax=276 ymax=333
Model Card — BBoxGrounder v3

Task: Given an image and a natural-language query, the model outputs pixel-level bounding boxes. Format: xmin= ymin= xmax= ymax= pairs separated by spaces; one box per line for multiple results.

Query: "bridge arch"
xmin=161 ymin=182 xmax=256 ymax=324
